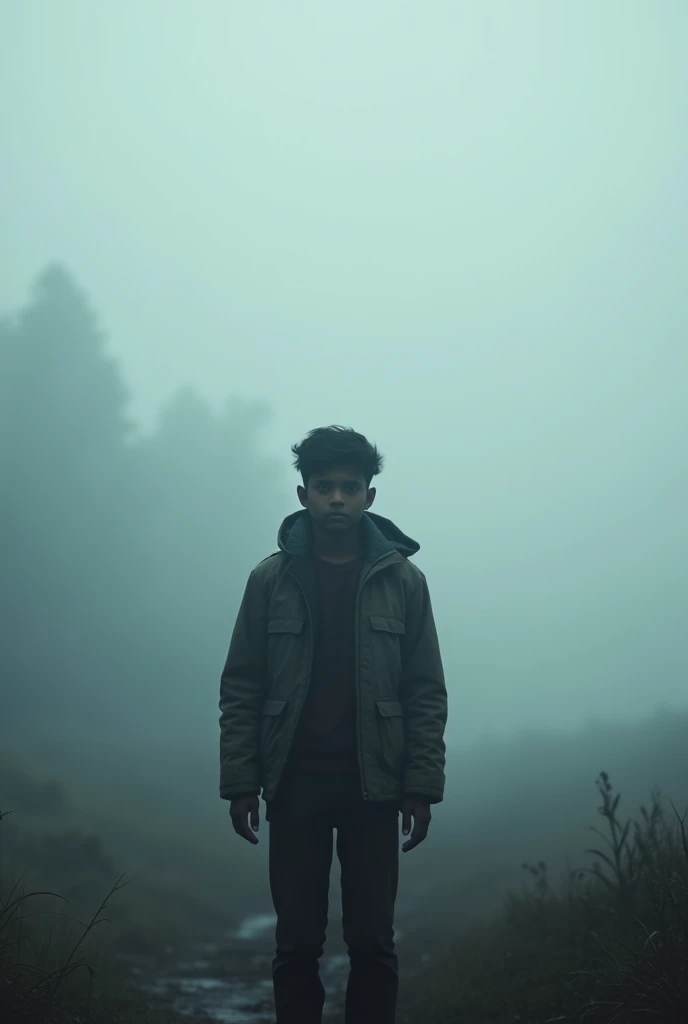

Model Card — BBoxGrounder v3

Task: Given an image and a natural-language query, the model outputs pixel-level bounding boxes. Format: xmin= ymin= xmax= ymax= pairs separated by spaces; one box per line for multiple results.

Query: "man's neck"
xmin=311 ymin=523 xmax=363 ymax=564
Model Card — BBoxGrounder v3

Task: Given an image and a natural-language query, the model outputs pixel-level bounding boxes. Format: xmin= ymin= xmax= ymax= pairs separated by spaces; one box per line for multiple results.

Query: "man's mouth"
xmin=326 ymin=513 xmax=348 ymax=519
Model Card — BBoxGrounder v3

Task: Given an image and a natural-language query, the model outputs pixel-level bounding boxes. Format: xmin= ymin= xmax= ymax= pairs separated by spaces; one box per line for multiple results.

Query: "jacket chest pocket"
xmin=369 ymin=615 xmax=405 ymax=681
xmin=267 ymin=618 xmax=305 ymax=679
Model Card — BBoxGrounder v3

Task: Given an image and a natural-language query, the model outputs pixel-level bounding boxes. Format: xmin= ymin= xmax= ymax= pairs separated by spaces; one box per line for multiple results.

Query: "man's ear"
xmin=364 ymin=486 xmax=376 ymax=510
xmin=297 ymin=484 xmax=308 ymax=509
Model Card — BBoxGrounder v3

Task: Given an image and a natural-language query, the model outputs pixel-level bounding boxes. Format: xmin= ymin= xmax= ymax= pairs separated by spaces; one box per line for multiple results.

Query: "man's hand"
xmin=401 ymin=795 xmax=431 ymax=853
xmin=229 ymin=794 xmax=260 ymax=844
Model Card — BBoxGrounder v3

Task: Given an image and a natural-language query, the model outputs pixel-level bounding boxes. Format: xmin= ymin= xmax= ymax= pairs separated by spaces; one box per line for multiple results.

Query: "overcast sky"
xmin=2 ymin=1 xmax=687 ymax=741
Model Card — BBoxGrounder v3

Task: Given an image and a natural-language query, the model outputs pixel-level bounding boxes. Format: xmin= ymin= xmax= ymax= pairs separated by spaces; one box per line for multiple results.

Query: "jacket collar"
xmin=277 ymin=508 xmax=419 ymax=564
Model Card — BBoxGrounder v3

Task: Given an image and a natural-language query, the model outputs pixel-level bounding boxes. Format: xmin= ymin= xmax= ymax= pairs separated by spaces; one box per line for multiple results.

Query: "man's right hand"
xmin=229 ymin=793 xmax=260 ymax=844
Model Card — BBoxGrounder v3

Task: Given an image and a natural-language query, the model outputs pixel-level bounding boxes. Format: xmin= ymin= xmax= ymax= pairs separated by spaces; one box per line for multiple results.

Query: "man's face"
xmin=297 ymin=464 xmax=375 ymax=533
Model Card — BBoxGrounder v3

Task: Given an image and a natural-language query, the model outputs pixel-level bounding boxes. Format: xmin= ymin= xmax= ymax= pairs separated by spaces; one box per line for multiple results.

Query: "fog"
xmin=1 ymin=2 xmax=687 ymax=1018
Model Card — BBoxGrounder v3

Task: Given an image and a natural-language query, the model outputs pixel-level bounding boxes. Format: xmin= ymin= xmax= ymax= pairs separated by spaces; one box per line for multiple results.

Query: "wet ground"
xmin=119 ymin=909 xmax=434 ymax=1022
xmin=121 ymin=913 xmax=351 ymax=1022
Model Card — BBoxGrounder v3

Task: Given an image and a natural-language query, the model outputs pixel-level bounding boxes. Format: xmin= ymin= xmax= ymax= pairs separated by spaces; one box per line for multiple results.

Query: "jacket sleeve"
xmin=399 ymin=572 xmax=448 ymax=804
xmin=219 ymin=568 xmax=268 ymax=800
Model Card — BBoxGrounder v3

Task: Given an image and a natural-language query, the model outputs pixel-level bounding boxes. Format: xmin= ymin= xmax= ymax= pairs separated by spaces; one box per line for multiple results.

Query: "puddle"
xmin=232 ymin=913 xmax=276 ymax=942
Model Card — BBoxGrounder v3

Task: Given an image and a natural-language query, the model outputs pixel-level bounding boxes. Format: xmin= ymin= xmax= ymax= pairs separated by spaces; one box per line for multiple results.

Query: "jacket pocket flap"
xmin=263 ymin=699 xmax=287 ymax=716
xmin=267 ymin=618 xmax=304 ymax=634
xmin=375 ymin=699 xmax=404 ymax=717
xmin=370 ymin=616 xmax=405 ymax=634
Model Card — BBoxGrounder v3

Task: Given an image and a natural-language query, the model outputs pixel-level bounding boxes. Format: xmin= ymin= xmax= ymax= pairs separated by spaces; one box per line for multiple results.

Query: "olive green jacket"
xmin=219 ymin=510 xmax=447 ymax=805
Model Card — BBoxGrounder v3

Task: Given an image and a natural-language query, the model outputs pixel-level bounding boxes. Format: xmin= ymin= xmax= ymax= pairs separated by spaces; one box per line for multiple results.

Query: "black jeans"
xmin=266 ymin=768 xmax=399 ymax=1024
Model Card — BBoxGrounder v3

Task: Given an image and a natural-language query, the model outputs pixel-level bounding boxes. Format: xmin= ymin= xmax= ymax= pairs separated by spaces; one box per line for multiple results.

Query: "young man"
xmin=219 ymin=425 xmax=447 ymax=1024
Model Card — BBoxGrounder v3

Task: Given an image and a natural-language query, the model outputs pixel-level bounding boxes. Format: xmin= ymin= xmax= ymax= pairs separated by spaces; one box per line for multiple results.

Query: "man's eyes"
xmin=316 ymin=483 xmax=360 ymax=493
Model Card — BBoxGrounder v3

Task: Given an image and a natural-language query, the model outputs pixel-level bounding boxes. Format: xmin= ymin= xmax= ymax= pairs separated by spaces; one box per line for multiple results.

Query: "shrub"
xmin=401 ymin=772 xmax=688 ymax=1024
xmin=557 ymin=772 xmax=688 ymax=1023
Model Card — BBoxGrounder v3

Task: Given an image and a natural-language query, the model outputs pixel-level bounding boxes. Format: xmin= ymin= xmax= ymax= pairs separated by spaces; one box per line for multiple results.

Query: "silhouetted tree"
xmin=1 ymin=265 xmax=145 ymax=733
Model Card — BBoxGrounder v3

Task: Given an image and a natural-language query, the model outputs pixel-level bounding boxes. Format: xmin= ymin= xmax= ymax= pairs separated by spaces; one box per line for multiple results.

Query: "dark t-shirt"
xmin=291 ymin=553 xmax=364 ymax=773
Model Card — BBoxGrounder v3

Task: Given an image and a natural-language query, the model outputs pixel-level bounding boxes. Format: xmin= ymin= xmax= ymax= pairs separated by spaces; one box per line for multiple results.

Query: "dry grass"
xmin=401 ymin=772 xmax=688 ymax=1024
xmin=0 ymin=808 xmax=192 ymax=1024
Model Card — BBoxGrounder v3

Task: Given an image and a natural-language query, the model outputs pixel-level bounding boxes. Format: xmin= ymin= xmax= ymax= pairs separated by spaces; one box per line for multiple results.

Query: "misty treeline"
xmin=1 ymin=265 xmax=287 ymax=742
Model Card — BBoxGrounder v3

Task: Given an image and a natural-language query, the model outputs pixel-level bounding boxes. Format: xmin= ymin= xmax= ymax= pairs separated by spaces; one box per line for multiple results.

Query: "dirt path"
xmin=119 ymin=910 xmax=435 ymax=1022
xmin=119 ymin=914 xmax=347 ymax=1022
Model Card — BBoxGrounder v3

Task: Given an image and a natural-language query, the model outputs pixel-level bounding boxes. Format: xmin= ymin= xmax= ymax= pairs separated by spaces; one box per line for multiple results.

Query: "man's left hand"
xmin=401 ymin=795 xmax=431 ymax=853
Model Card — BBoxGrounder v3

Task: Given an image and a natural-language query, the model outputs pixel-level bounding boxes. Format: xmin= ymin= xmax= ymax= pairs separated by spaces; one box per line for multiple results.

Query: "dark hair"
xmin=291 ymin=425 xmax=384 ymax=487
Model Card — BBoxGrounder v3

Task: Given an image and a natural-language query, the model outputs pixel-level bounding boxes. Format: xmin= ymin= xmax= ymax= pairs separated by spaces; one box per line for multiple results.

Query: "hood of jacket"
xmin=276 ymin=508 xmax=420 ymax=562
